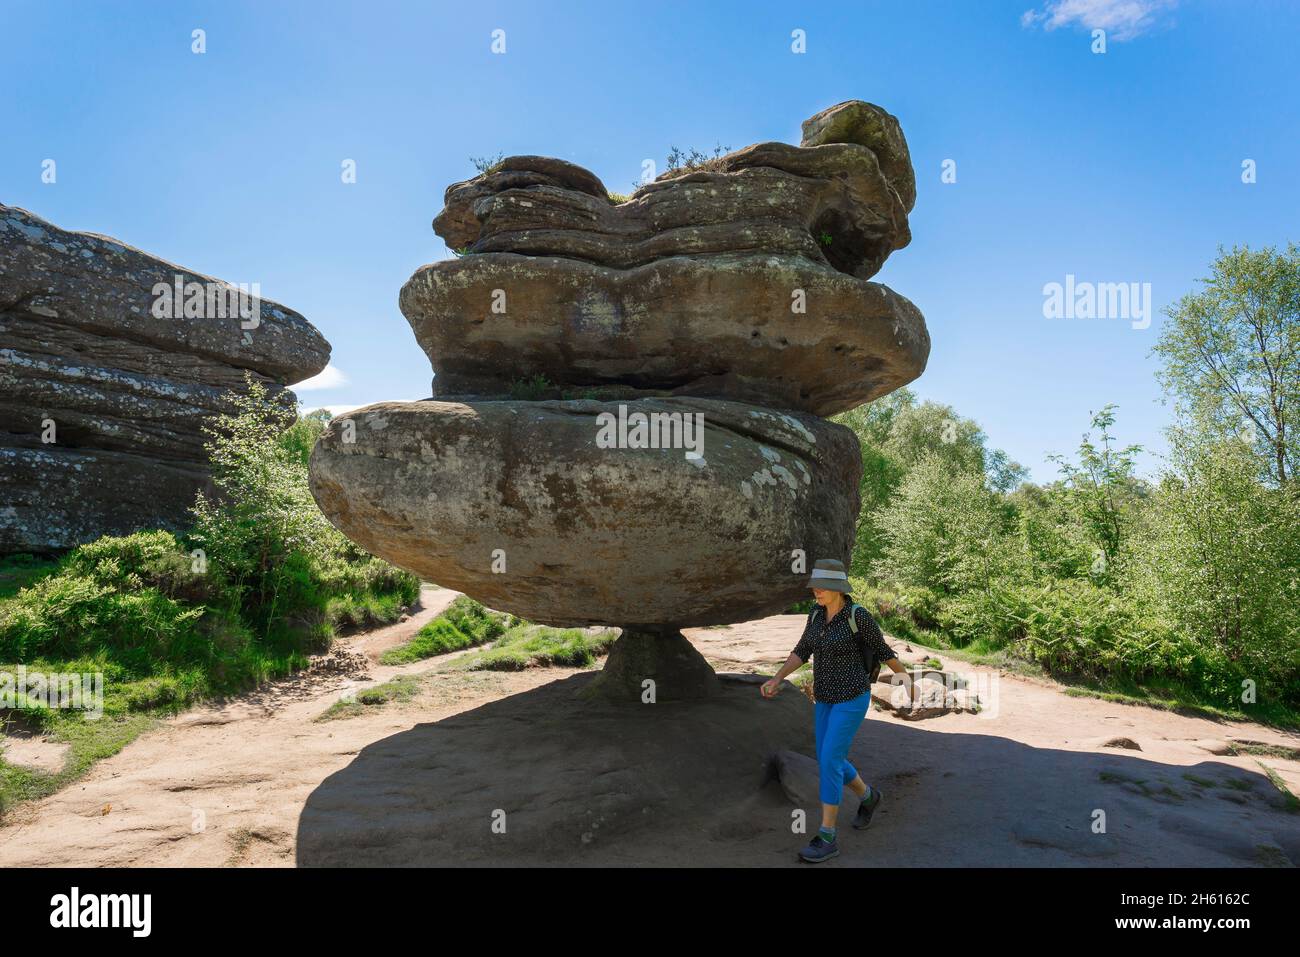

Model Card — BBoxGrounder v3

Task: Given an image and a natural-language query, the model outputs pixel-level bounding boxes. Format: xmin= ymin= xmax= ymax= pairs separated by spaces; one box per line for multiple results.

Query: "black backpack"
xmin=810 ymin=603 xmax=882 ymax=684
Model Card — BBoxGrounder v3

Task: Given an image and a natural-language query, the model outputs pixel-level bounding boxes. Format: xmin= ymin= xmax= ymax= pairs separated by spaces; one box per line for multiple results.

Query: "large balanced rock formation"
xmin=311 ymin=101 xmax=928 ymax=699
xmin=0 ymin=204 xmax=330 ymax=553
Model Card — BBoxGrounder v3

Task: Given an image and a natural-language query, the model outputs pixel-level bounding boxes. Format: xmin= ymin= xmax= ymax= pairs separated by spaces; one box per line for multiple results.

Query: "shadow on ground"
xmin=296 ymin=672 xmax=1300 ymax=867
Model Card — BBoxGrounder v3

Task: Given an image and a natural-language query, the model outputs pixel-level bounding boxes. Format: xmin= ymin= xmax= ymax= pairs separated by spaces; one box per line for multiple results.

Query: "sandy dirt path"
xmin=1 ymin=599 xmax=1297 ymax=867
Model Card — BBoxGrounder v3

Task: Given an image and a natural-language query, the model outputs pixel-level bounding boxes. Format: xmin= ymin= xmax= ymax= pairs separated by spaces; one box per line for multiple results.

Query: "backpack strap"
xmin=847 ymin=604 xmax=881 ymax=683
xmin=848 ymin=603 xmax=862 ymax=634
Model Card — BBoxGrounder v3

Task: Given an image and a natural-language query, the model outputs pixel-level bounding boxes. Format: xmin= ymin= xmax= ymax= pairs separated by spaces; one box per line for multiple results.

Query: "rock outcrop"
xmin=310 ymin=101 xmax=928 ymax=698
xmin=0 ymin=204 xmax=330 ymax=553
xmin=403 ymin=100 xmax=927 ymax=415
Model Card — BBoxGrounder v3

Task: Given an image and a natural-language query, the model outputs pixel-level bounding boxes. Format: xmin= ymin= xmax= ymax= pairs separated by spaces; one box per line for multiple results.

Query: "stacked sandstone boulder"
xmin=0 ymin=204 xmax=330 ymax=553
xmin=309 ymin=101 xmax=928 ymax=698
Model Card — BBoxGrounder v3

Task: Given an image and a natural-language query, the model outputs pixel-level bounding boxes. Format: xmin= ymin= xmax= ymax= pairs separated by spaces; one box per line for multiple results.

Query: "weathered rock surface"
xmin=401 ymin=252 xmax=927 ymax=417
xmin=800 ymin=100 xmax=916 ymax=210
xmin=309 ymin=397 xmax=862 ymax=627
xmin=582 ymin=627 xmax=723 ymax=701
xmin=772 ymin=741 xmax=892 ymax=807
xmin=313 ymin=102 xmax=926 ymax=695
xmin=406 ymin=100 xmax=928 ymax=415
xmin=0 ymin=204 xmax=330 ymax=553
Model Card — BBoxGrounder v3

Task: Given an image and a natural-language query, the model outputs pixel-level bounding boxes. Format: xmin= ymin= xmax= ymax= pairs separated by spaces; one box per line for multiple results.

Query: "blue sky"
xmin=3 ymin=0 xmax=1297 ymax=482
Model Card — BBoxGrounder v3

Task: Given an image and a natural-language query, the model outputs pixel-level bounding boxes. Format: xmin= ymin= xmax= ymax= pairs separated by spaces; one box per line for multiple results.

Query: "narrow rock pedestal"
xmin=582 ymin=627 xmax=721 ymax=701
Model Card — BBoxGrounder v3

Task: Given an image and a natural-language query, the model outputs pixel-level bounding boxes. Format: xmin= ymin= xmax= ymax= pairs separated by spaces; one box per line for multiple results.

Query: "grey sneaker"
xmin=853 ymin=787 xmax=883 ymax=829
xmin=798 ymin=834 xmax=840 ymax=863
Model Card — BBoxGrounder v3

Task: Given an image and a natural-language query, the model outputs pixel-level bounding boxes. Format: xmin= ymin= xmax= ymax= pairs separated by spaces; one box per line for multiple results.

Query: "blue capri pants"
xmin=814 ymin=689 xmax=871 ymax=804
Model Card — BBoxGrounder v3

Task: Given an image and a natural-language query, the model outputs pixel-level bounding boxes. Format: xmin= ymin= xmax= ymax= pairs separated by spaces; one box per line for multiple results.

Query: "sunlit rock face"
xmin=308 ymin=397 xmax=861 ymax=627
xmin=310 ymin=101 xmax=927 ymax=697
xmin=402 ymin=100 xmax=927 ymax=416
xmin=0 ymin=204 xmax=330 ymax=553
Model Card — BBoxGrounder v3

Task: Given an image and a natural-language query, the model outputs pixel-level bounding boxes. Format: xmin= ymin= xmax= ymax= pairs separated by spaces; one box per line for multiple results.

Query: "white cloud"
xmin=293 ymin=363 xmax=349 ymax=391
xmin=1021 ymin=0 xmax=1177 ymax=42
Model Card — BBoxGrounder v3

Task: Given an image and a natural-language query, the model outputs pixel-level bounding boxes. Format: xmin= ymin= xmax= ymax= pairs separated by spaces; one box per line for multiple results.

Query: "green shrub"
xmin=873 ymin=454 xmax=1018 ymax=595
xmin=508 ymin=374 xmax=556 ymax=400
xmin=0 ymin=385 xmax=418 ymax=688
xmin=189 ymin=377 xmax=419 ymax=642
xmin=58 ymin=529 xmax=222 ymax=606
xmin=664 ymin=144 xmax=731 ymax=174
xmin=277 ymin=408 xmax=332 ymax=468
xmin=851 ymin=580 xmax=942 ymax=642
xmin=0 ymin=560 xmax=206 ymax=668
xmin=379 ymin=597 xmax=516 ymax=665
xmin=938 ymin=578 xmax=1191 ymax=681
xmin=453 ymin=624 xmax=617 ymax=671
xmin=1132 ymin=436 xmax=1300 ymax=708
xmin=470 ymin=152 xmax=504 ymax=175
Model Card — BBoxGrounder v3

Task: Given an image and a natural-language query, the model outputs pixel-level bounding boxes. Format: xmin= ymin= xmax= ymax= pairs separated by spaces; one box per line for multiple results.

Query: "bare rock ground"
xmin=1 ymin=597 xmax=1297 ymax=867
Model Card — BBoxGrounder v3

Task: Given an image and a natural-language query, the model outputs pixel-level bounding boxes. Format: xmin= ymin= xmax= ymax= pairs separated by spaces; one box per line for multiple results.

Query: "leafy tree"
xmin=834 ymin=391 xmax=913 ymax=574
xmin=833 ymin=388 xmax=916 ymax=449
xmin=278 ymin=407 xmax=333 ymax=468
xmin=1153 ymin=243 xmax=1300 ymax=486
xmin=190 ymin=378 xmax=371 ymax=639
xmin=834 ymin=389 xmax=1025 ymax=573
xmin=1046 ymin=405 xmax=1144 ymax=584
xmin=1134 ymin=429 xmax=1300 ymax=704
xmin=885 ymin=400 xmax=986 ymax=474
xmin=873 ymin=453 xmax=1015 ymax=595
xmin=1008 ymin=482 xmax=1097 ymax=581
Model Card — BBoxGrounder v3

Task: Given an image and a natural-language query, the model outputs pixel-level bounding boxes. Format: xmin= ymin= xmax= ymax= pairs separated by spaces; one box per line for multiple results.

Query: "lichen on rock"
xmin=0 ymin=204 xmax=330 ymax=553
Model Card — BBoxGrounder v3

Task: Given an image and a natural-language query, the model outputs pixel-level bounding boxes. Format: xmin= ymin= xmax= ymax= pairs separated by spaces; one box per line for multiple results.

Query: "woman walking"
xmin=761 ymin=558 xmax=914 ymax=863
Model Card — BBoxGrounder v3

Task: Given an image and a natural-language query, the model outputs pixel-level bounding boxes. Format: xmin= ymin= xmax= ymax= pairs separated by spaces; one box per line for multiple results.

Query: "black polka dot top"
xmin=792 ymin=597 xmax=897 ymax=704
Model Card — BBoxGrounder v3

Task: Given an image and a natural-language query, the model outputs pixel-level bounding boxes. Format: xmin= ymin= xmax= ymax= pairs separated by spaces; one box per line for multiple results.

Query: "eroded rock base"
xmin=581 ymin=627 xmax=722 ymax=702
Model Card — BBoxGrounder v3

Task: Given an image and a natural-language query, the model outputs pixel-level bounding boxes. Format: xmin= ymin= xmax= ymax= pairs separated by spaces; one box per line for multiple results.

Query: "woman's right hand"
xmin=760 ymin=678 xmax=781 ymax=698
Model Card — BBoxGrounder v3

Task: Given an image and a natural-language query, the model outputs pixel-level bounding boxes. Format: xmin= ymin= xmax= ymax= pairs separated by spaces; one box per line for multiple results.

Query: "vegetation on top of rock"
xmin=507 ymin=373 xmax=557 ymax=400
xmin=664 ymin=143 xmax=731 ymax=175
xmin=470 ymin=152 xmax=505 ymax=175
xmin=411 ymin=104 xmax=927 ymax=416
